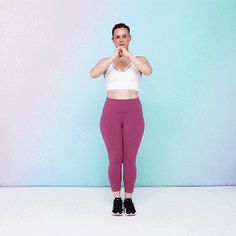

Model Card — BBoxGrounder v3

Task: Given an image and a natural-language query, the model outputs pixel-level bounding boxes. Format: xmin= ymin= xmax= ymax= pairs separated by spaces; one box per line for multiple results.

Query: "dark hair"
xmin=112 ymin=23 xmax=130 ymax=38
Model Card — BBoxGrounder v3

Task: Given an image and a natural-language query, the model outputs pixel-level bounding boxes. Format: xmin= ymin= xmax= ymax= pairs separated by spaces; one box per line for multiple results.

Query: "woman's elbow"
xmin=143 ymin=67 xmax=152 ymax=76
xmin=90 ymin=69 xmax=98 ymax=78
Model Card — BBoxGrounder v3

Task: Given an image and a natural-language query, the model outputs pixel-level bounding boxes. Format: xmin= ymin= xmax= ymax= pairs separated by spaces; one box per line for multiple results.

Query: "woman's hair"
xmin=112 ymin=23 xmax=130 ymax=38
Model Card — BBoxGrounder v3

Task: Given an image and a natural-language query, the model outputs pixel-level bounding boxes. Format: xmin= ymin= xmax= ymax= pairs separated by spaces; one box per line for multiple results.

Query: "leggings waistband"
xmin=103 ymin=97 xmax=142 ymax=113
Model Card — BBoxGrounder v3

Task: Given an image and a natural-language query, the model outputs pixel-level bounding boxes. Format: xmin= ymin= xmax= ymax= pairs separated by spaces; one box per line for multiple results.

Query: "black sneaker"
xmin=123 ymin=198 xmax=136 ymax=216
xmin=112 ymin=197 xmax=123 ymax=216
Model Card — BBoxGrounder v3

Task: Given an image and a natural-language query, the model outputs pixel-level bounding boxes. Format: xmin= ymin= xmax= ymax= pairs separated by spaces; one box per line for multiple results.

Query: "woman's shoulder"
xmin=101 ymin=57 xmax=112 ymax=78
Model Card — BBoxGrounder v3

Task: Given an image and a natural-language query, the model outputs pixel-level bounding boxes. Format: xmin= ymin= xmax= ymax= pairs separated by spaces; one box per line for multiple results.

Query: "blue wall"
xmin=0 ymin=0 xmax=235 ymax=186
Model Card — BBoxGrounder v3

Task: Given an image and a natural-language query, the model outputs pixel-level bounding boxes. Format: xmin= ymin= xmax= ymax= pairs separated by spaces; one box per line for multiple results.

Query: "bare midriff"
xmin=107 ymin=89 xmax=138 ymax=99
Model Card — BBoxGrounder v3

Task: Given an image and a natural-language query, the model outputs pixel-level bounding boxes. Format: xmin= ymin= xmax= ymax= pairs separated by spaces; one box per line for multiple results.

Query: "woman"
xmin=90 ymin=23 xmax=152 ymax=216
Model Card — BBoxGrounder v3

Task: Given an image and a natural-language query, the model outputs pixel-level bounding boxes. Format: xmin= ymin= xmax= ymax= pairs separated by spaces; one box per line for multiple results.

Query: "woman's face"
xmin=112 ymin=27 xmax=131 ymax=49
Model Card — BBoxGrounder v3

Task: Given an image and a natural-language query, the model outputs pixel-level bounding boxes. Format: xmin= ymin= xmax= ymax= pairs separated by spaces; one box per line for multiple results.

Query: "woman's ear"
xmin=129 ymin=35 xmax=132 ymax=42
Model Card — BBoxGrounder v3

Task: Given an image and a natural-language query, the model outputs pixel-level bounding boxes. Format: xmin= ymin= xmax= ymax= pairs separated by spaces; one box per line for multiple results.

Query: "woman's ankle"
xmin=125 ymin=192 xmax=133 ymax=199
xmin=113 ymin=191 xmax=121 ymax=198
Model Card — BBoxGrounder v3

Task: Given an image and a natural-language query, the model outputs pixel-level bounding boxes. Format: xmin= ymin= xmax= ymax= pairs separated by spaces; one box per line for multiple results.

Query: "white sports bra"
xmin=104 ymin=62 xmax=142 ymax=91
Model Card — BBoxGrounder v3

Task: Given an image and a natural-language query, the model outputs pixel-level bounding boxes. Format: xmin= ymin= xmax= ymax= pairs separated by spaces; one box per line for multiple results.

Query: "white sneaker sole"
xmin=112 ymin=212 xmax=123 ymax=216
xmin=124 ymin=209 xmax=136 ymax=216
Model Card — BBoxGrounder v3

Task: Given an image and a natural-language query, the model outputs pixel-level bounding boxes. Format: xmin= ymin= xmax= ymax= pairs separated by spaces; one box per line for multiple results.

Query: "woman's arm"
xmin=90 ymin=47 xmax=121 ymax=78
xmin=119 ymin=47 xmax=152 ymax=76
xmin=90 ymin=57 xmax=114 ymax=79
xmin=129 ymin=54 xmax=152 ymax=76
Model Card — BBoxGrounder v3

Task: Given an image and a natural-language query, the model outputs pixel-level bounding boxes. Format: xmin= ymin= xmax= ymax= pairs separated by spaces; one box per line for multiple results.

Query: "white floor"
xmin=0 ymin=186 xmax=235 ymax=236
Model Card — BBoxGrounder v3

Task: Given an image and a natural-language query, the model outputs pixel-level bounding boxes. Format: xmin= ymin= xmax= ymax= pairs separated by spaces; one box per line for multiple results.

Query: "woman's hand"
xmin=118 ymin=46 xmax=131 ymax=58
xmin=112 ymin=46 xmax=131 ymax=60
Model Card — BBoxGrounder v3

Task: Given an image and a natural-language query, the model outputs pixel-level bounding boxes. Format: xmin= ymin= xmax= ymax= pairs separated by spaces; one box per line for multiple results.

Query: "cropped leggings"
xmin=100 ymin=97 xmax=145 ymax=193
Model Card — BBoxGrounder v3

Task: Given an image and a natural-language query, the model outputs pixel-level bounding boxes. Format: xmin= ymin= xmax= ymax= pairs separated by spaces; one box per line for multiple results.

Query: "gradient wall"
xmin=0 ymin=0 xmax=236 ymax=186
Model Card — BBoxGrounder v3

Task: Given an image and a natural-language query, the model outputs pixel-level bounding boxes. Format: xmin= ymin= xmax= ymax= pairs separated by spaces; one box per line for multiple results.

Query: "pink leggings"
xmin=100 ymin=97 xmax=145 ymax=193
